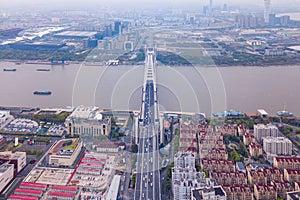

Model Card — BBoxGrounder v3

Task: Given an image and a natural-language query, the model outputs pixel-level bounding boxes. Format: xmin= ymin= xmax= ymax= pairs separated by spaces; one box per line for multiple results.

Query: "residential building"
xmin=249 ymin=143 xmax=263 ymax=157
xmin=271 ymin=180 xmax=293 ymax=200
xmin=263 ymin=137 xmax=292 ymax=156
xmin=243 ymin=133 xmax=256 ymax=146
xmin=191 ymin=186 xmax=227 ymax=200
xmin=247 ymin=167 xmax=282 ymax=186
xmin=222 ymin=184 xmax=253 ymax=200
xmin=179 ymin=122 xmax=198 ymax=155
xmin=237 ymin=125 xmax=249 ymax=136
xmin=216 ymin=125 xmax=236 ymax=135
xmin=273 ymin=157 xmax=300 ymax=170
xmin=284 ymin=169 xmax=300 ymax=183
xmin=295 ymin=182 xmax=300 ymax=191
xmin=199 ymin=148 xmax=228 ymax=160
xmin=254 ymin=184 xmax=277 ymax=200
xmin=201 ymin=159 xmax=235 ymax=172
xmin=210 ymin=171 xmax=247 ymax=185
xmin=172 ymin=153 xmax=212 ymax=200
xmin=253 ymin=124 xmax=278 ymax=143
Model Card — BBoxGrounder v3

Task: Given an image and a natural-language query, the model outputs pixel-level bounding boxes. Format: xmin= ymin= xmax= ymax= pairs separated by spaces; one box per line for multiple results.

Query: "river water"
xmin=0 ymin=61 xmax=299 ymax=116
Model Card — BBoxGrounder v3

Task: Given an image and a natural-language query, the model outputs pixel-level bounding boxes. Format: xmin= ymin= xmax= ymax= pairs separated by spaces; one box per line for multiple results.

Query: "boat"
xmin=3 ymin=68 xmax=16 ymax=72
xmin=33 ymin=91 xmax=52 ymax=95
xmin=277 ymin=110 xmax=293 ymax=117
xmin=36 ymin=69 xmax=50 ymax=72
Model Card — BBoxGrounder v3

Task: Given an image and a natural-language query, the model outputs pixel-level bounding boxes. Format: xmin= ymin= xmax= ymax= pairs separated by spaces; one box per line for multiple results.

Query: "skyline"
xmin=1 ymin=0 xmax=300 ymax=11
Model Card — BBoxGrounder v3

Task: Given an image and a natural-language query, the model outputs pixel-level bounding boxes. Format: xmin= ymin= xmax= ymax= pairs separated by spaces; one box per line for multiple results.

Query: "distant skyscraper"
xmin=264 ymin=0 xmax=271 ymax=23
xmin=209 ymin=0 xmax=213 ymax=16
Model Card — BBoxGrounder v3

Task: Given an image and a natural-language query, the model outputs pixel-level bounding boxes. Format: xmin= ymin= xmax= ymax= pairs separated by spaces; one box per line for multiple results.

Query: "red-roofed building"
xmin=210 ymin=170 xmax=247 ymax=185
xmin=19 ymin=182 xmax=47 ymax=191
xmin=201 ymin=158 xmax=235 ymax=172
xmin=249 ymin=143 xmax=262 ymax=157
xmin=284 ymin=168 xmax=300 ymax=183
xmin=295 ymin=182 xmax=300 ymax=191
xmin=8 ymin=194 xmax=38 ymax=200
xmin=14 ymin=188 xmax=43 ymax=197
xmin=254 ymin=184 xmax=277 ymax=200
xmin=47 ymin=191 xmax=75 ymax=200
xmin=51 ymin=185 xmax=77 ymax=193
xmin=222 ymin=184 xmax=253 ymax=200
xmin=243 ymin=133 xmax=255 ymax=146
xmin=273 ymin=156 xmax=300 ymax=170
xmin=271 ymin=180 xmax=293 ymax=200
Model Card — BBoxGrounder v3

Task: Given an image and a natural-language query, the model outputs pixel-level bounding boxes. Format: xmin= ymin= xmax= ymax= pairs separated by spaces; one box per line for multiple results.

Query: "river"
xmin=0 ymin=61 xmax=299 ymax=116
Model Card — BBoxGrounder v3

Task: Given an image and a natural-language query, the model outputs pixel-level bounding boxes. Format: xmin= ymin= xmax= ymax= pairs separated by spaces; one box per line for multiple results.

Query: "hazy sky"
xmin=0 ymin=0 xmax=299 ymax=11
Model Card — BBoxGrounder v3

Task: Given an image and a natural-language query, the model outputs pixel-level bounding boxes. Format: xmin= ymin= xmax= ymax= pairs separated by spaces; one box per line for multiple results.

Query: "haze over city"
xmin=0 ymin=0 xmax=300 ymax=199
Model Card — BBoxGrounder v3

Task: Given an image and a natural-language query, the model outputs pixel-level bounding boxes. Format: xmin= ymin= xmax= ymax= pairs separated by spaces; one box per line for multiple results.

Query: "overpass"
xmin=134 ymin=47 xmax=161 ymax=200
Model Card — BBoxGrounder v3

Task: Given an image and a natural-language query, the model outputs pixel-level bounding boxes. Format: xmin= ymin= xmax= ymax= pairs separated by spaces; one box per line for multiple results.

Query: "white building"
xmin=48 ymin=139 xmax=82 ymax=167
xmin=172 ymin=153 xmax=212 ymax=200
xmin=263 ymin=137 xmax=292 ymax=156
xmin=0 ymin=163 xmax=14 ymax=192
xmin=65 ymin=106 xmax=111 ymax=136
xmin=254 ymin=124 xmax=278 ymax=143
xmin=0 ymin=151 xmax=26 ymax=173
xmin=191 ymin=186 xmax=227 ymax=200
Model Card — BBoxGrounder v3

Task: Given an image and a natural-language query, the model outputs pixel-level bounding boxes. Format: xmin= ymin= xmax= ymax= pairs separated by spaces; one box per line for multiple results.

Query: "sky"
xmin=0 ymin=0 xmax=299 ymax=11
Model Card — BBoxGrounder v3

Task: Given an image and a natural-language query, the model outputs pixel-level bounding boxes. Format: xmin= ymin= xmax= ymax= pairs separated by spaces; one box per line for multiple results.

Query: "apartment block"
xmin=263 ymin=137 xmax=292 ymax=156
xmin=254 ymin=124 xmax=278 ymax=143
xmin=172 ymin=153 xmax=211 ymax=200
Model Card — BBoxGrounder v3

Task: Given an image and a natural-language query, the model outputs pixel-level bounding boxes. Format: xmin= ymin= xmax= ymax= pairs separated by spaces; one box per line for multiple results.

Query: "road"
xmin=134 ymin=48 xmax=161 ymax=200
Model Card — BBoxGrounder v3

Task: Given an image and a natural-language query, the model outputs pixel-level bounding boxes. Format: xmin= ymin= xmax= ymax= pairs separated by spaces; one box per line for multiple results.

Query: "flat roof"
xmin=106 ymin=175 xmax=121 ymax=200
xmin=51 ymin=185 xmax=77 ymax=191
xmin=20 ymin=182 xmax=47 ymax=189
xmin=48 ymin=191 xmax=75 ymax=197
xmin=8 ymin=194 xmax=38 ymax=200
xmin=14 ymin=188 xmax=43 ymax=195
xmin=54 ymin=31 xmax=97 ymax=37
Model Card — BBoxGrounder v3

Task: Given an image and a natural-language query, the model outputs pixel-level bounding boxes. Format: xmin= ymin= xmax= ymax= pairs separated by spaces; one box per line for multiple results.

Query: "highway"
xmin=134 ymin=47 xmax=161 ymax=200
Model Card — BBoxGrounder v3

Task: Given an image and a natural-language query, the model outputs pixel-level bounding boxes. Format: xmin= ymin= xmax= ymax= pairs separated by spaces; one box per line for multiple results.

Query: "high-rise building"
xmin=264 ymin=0 xmax=271 ymax=23
xmin=263 ymin=137 xmax=292 ymax=156
xmin=254 ymin=124 xmax=278 ymax=143
xmin=172 ymin=153 xmax=212 ymax=200
xmin=209 ymin=0 xmax=213 ymax=16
